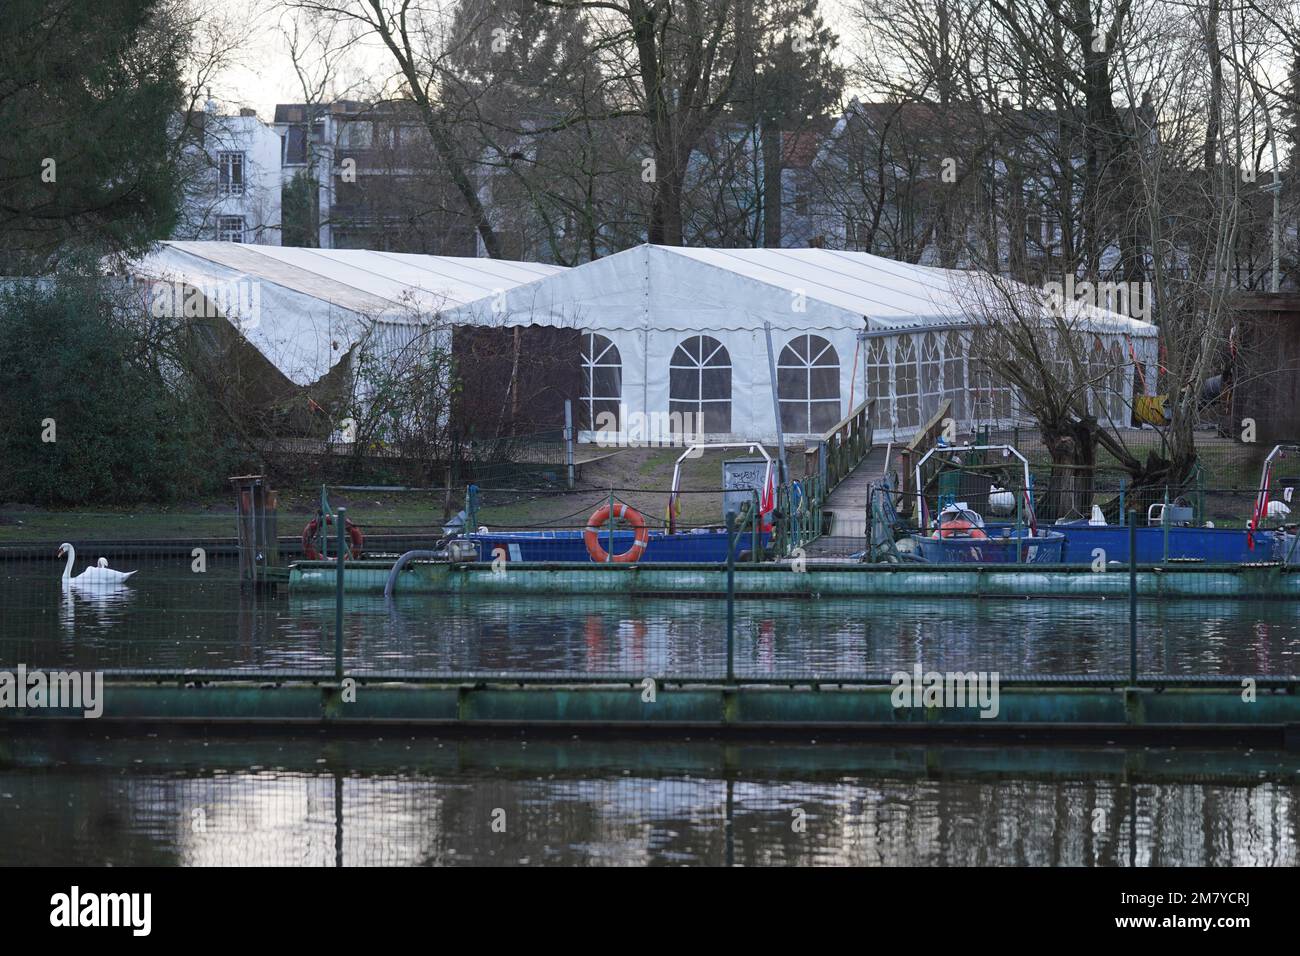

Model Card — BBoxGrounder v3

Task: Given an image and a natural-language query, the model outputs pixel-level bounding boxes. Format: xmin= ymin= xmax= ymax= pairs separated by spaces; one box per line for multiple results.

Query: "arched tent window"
xmin=580 ymin=332 xmax=621 ymax=430
xmin=969 ymin=329 xmax=1011 ymax=423
xmin=920 ymin=331 xmax=942 ymax=421
xmin=670 ymin=335 xmax=731 ymax=433
xmin=1107 ymin=339 xmax=1126 ymax=422
xmin=866 ymin=337 xmax=892 ymax=427
xmin=894 ymin=335 xmax=920 ymax=429
xmin=942 ymin=331 xmax=965 ymax=421
xmin=778 ymin=334 xmax=841 ymax=434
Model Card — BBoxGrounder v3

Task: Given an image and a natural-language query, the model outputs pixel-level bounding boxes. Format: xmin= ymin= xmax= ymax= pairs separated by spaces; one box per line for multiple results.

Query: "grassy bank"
xmin=0 ymin=446 xmax=774 ymax=544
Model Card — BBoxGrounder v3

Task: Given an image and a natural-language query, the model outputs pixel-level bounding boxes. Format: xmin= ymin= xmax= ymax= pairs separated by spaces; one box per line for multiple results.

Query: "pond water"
xmin=6 ymin=553 xmax=1298 ymax=866
xmin=3 ymin=556 xmax=1299 ymax=678
xmin=1 ymin=736 xmax=1296 ymax=866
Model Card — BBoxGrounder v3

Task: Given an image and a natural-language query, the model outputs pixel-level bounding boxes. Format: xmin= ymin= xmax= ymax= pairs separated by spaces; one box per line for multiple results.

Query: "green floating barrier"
xmin=288 ymin=559 xmax=1300 ymax=600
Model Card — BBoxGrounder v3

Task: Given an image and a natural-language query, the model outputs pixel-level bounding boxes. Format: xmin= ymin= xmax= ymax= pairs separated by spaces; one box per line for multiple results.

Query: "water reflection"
xmin=2 ymin=557 xmax=1298 ymax=677
xmin=0 ymin=737 xmax=1295 ymax=866
xmin=58 ymin=582 xmax=136 ymax=634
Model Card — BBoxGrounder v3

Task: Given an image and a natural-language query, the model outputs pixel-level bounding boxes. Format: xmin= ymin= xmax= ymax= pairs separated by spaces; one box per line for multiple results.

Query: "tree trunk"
xmin=762 ymin=117 xmax=782 ymax=247
xmin=1041 ymin=420 xmax=1097 ymax=520
xmin=649 ymin=152 xmax=685 ymax=245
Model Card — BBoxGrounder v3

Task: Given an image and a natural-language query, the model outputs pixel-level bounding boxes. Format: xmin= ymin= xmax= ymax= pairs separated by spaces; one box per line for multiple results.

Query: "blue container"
xmin=982 ymin=523 xmax=1279 ymax=564
xmin=467 ymin=528 xmax=769 ymax=563
xmin=909 ymin=529 xmax=1066 ymax=564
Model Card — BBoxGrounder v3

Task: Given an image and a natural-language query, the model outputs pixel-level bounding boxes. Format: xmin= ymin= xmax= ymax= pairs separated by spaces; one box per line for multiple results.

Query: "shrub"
xmin=0 ymin=277 xmax=236 ymax=505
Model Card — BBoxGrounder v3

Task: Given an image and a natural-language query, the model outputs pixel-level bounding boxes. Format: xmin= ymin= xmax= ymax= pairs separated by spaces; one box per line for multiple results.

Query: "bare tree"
xmin=287 ymin=0 xmax=507 ymax=255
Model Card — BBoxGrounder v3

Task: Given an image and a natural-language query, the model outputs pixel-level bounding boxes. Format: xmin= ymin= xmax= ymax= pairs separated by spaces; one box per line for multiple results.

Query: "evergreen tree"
xmin=0 ymin=0 xmax=190 ymax=273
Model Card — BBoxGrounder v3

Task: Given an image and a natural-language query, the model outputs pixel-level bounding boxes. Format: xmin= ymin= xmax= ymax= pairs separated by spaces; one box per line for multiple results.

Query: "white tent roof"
xmin=441 ymin=244 xmax=1158 ymax=337
xmin=127 ymin=241 xmax=565 ymax=385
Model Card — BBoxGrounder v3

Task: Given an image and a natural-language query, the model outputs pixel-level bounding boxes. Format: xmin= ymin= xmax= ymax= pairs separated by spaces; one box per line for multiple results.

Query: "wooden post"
xmin=230 ymin=475 xmax=277 ymax=588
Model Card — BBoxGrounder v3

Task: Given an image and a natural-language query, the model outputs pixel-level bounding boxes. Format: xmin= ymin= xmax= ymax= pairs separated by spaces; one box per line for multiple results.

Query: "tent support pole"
xmin=764 ymin=321 xmax=788 ymax=484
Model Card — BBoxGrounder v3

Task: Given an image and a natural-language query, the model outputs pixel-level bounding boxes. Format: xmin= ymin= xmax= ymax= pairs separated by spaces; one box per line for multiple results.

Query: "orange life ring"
xmin=933 ymin=518 xmax=988 ymax=540
xmin=584 ymin=503 xmax=650 ymax=563
xmin=302 ymin=514 xmax=365 ymax=559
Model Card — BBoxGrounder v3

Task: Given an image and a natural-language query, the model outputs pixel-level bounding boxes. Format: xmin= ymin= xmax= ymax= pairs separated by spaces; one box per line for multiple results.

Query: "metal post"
xmin=1161 ymin=487 xmax=1169 ymax=561
xmin=751 ymin=491 xmax=761 ymax=563
xmin=335 ymin=507 xmax=346 ymax=682
xmin=607 ymin=490 xmax=614 ymax=563
xmin=725 ymin=510 xmax=736 ymax=682
xmin=320 ymin=484 xmax=330 ymax=560
xmin=763 ymin=322 xmax=788 ymax=485
xmin=1128 ymin=510 xmax=1137 ymax=686
xmin=564 ymin=399 xmax=576 ymax=490
xmin=1015 ymin=484 xmax=1023 ymax=563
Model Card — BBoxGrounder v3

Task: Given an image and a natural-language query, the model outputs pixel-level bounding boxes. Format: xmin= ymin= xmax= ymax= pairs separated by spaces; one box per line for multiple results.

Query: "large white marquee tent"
xmin=442 ymin=244 xmax=1160 ymax=443
xmin=126 ymin=241 xmax=566 ymax=388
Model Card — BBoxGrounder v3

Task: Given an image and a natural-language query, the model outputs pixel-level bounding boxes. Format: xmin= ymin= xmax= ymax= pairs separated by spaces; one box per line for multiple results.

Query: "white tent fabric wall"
xmin=864 ymin=326 xmax=1156 ymax=438
xmin=442 ymin=244 xmax=1160 ymax=444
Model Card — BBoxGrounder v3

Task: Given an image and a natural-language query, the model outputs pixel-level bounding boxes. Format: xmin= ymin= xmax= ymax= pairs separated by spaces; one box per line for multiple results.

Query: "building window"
xmin=339 ymin=120 xmax=372 ymax=149
xmin=669 ymin=335 xmax=731 ymax=434
xmin=580 ymin=333 xmax=621 ymax=431
xmin=778 ymin=334 xmax=840 ymax=434
xmin=217 ymin=216 xmax=245 ymax=243
xmin=218 ymin=151 xmax=245 ymax=196
xmin=283 ymin=127 xmax=308 ymax=166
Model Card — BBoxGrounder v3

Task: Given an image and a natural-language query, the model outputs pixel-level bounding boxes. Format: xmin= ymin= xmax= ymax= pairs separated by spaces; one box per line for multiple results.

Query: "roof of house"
xmin=781 ymin=123 xmax=836 ymax=168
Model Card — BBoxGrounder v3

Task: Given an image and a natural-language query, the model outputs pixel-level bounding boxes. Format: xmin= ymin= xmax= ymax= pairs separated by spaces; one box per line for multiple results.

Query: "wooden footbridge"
xmin=799 ymin=400 xmax=952 ymax=559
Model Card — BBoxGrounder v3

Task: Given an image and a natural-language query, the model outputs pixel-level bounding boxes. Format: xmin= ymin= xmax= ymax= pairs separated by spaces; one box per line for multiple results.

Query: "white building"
xmin=174 ymin=109 xmax=283 ymax=246
xmin=272 ymin=103 xmax=336 ymax=250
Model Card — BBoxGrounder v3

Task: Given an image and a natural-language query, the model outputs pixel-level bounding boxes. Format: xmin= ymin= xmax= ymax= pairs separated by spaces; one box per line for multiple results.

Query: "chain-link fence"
xmin=3 ymin=500 xmax=1299 ymax=684
xmin=1 ymin=738 xmax=1294 ymax=865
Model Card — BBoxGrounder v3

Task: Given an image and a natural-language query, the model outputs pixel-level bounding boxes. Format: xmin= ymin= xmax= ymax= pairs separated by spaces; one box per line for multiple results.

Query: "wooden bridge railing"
xmin=769 ymin=400 xmax=874 ymax=556
xmin=802 ymin=399 xmax=875 ymax=493
xmin=898 ymin=399 xmax=952 ymax=517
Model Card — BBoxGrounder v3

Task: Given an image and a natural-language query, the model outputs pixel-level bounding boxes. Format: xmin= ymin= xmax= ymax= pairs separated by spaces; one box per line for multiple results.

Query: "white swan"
xmin=58 ymin=543 xmax=135 ymax=588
